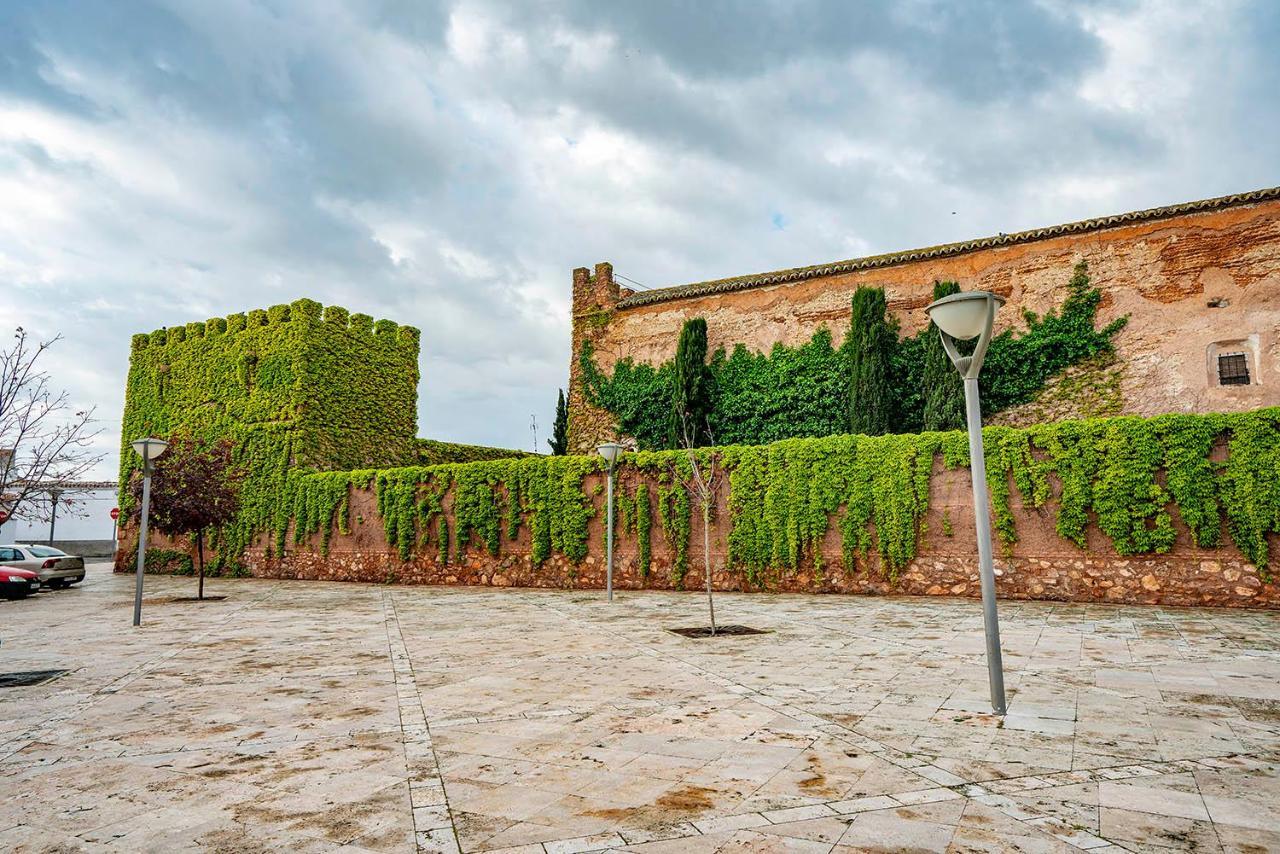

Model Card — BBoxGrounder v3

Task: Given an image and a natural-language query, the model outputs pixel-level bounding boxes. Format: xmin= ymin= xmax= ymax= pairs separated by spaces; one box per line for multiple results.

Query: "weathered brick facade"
xmin=569 ymin=187 xmax=1280 ymax=451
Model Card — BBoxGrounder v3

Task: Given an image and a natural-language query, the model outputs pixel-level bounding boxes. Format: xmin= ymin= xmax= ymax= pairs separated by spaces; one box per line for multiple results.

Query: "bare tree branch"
xmin=0 ymin=327 xmax=105 ymax=524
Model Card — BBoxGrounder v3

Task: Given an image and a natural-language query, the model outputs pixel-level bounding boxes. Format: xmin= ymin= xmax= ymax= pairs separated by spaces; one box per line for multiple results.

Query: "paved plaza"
xmin=1 ymin=564 xmax=1279 ymax=853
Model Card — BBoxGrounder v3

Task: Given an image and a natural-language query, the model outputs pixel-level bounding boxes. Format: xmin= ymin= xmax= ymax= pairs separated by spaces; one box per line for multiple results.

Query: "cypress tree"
xmin=547 ymin=388 xmax=569 ymax=455
xmin=847 ymin=287 xmax=895 ymax=435
xmin=669 ymin=317 xmax=714 ymax=448
xmin=922 ymin=281 xmax=966 ymax=431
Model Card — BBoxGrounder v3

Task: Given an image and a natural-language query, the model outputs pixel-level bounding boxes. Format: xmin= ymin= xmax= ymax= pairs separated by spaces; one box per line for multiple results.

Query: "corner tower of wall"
xmin=567 ymin=262 xmax=622 ymax=453
xmin=291 ymin=304 xmax=421 ymax=470
xmin=119 ymin=298 xmax=420 ymax=496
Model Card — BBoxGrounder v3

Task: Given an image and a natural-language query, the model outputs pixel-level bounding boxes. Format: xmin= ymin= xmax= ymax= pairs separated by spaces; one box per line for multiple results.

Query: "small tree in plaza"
xmin=130 ymin=434 xmax=242 ymax=599
xmin=922 ymin=281 xmax=966 ymax=431
xmin=672 ymin=405 xmax=719 ymax=635
xmin=847 ymin=287 xmax=896 ymax=435
xmin=548 ymin=388 xmax=569 ymax=455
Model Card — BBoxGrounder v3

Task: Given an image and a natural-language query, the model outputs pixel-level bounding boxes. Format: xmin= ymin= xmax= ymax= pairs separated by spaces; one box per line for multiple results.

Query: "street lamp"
xmin=47 ymin=487 xmax=63 ymax=546
xmin=596 ymin=442 xmax=624 ymax=602
xmin=924 ymin=291 xmax=1008 ymax=716
xmin=130 ymin=437 xmax=168 ymax=627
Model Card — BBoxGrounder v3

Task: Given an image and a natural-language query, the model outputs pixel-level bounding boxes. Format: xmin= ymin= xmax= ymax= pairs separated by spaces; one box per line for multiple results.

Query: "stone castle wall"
xmin=569 ymin=190 xmax=1280 ymax=451
xmin=121 ymin=462 xmax=1280 ymax=610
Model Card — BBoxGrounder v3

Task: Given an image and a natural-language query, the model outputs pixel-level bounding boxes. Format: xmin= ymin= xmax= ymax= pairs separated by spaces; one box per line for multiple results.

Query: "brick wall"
xmin=569 ymin=189 xmax=1280 ymax=451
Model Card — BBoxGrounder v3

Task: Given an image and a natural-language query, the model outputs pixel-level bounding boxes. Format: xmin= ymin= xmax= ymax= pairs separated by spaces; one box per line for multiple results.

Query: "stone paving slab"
xmin=1 ymin=563 xmax=1279 ymax=852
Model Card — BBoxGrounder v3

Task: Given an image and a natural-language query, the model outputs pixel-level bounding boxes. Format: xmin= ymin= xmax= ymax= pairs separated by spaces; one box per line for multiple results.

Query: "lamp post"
xmin=596 ymin=442 xmax=624 ymax=601
xmin=130 ymin=437 xmax=168 ymax=627
xmin=923 ymin=291 xmax=1007 ymax=716
xmin=47 ymin=487 xmax=63 ymax=546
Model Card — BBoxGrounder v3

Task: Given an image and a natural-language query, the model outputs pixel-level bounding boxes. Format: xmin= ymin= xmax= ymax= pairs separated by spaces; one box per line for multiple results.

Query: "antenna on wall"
xmin=530 ymin=414 xmax=538 ymax=453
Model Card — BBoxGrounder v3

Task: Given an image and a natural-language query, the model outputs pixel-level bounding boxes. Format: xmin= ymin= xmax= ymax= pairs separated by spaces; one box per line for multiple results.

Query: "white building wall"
xmin=0 ymin=486 xmax=119 ymax=550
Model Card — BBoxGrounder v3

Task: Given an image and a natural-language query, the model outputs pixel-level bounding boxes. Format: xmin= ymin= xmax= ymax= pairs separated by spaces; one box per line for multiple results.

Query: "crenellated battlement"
xmin=129 ymin=299 xmax=419 ymax=353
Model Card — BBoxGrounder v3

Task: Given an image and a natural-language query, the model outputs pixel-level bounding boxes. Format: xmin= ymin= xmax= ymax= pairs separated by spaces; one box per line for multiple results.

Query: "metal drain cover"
xmin=0 ymin=670 xmax=69 ymax=688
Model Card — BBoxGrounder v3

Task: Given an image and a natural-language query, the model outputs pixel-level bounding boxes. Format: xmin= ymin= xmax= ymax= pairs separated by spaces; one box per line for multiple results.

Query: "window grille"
xmin=1217 ymin=352 xmax=1250 ymax=386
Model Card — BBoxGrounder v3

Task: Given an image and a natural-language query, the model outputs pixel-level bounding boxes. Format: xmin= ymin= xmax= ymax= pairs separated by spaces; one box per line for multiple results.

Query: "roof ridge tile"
xmin=616 ymin=185 xmax=1280 ymax=309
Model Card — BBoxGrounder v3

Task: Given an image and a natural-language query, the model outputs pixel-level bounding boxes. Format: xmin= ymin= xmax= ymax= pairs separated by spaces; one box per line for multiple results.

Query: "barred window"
xmin=1217 ymin=352 xmax=1250 ymax=386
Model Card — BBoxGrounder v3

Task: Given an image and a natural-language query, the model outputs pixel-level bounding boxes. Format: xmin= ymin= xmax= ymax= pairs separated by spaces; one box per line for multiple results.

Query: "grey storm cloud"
xmin=0 ymin=0 xmax=1277 ymax=477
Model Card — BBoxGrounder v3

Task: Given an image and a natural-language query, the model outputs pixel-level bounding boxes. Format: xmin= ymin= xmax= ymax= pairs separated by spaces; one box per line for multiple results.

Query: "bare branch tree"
xmin=671 ymin=404 xmax=720 ymax=635
xmin=0 ymin=327 xmax=104 ymax=524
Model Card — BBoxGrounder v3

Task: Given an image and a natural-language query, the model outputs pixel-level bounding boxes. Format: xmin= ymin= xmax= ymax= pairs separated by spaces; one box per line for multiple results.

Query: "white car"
xmin=0 ymin=545 xmax=86 ymax=588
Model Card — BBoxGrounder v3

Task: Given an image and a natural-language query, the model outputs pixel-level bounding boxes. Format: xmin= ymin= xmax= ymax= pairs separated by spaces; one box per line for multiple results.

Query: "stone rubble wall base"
xmin=118 ymin=526 xmax=1278 ymax=610
xmin=233 ymin=550 xmax=1275 ymax=609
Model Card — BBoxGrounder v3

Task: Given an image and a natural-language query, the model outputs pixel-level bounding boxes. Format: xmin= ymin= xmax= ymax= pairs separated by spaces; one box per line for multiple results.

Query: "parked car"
xmin=0 ymin=545 xmax=86 ymax=588
xmin=0 ymin=565 xmax=41 ymax=599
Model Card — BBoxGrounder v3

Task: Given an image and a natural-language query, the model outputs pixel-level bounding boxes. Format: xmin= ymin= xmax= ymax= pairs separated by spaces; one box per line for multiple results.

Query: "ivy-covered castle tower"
xmin=118 ymin=299 xmax=420 ymax=558
xmin=567 ymin=262 xmax=622 ymax=454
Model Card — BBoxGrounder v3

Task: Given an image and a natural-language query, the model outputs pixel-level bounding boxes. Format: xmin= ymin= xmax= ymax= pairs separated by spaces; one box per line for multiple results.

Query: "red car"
xmin=1 ymin=565 xmax=41 ymax=599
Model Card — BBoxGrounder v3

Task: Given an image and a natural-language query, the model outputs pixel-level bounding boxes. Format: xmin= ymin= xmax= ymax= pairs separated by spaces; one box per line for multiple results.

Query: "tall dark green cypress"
xmin=922 ymin=281 xmax=966 ymax=431
xmin=847 ymin=287 xmax=895 ymax=436
xmin=669 ymin=317 xmax=714 ymax=447
xmin=547 ymin=388 xmax=569 ymax=455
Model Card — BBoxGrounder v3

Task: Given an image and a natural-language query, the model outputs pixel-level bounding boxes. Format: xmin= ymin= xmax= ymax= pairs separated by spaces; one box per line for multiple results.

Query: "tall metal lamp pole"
xmin=596 ymin=443 xmax=624 ymax=602
xmin=130 ymin=437 xmax=168 ymax=627
xmin=924 ymin=291 xmax=1008 ymax=716
xmin=47 ymin=488 xmax=63 ymax=546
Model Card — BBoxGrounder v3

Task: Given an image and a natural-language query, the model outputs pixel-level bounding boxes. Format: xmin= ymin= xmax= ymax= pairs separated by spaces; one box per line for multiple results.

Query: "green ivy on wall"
xmin=971 ymin=263 xmax=1130 ymax=416
xmin=360 ymin=456 xmax=604 ymax=564
xmin=143 ymin=548 xmax=195 ymax=575
xmin=417 ymin=439 xmax=528 ymax=466
xmin=614 ymin=482 xmax=653 ymax=578
xmin=656 ymin=482 xmax=692 ymax=588
xmin=270 ymin=408 xmax=1280 ymax=586
xmin=721 ymin=431 xmax=963 ymax=584
xmin=579 ymin=353 xmax=675 ymax=451
xmin=635 ymin=482 xmax=653 ymax=578
xmin=580 ymin=262 xmax=1125 ymax=447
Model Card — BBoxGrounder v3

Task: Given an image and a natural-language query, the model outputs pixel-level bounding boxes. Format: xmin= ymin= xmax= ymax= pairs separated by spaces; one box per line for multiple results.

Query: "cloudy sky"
xmin=2 ymin=0 xmax=1277 ymax=476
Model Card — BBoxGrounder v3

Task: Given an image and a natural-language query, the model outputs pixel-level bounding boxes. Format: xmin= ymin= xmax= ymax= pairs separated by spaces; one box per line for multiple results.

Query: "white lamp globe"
xmin=131 ymin=437 xmax=169 ymax=462
xmin=924 ymin=291 xmax=1004 ymax=341
xmin=596 ymin=442 xmax=624 ymax=465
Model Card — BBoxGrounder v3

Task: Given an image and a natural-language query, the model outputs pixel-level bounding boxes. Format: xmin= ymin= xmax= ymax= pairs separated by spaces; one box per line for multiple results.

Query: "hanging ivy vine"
xmin=265 ymin=408 xmax=1280 ymax=585
xmin=635 ymin=482 xmax=653 ymax=578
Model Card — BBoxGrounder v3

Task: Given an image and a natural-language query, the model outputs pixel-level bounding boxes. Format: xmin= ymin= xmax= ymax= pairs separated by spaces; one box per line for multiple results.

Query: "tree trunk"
xmin=703 ymin=503 xmax=715 ymax=636
xmin=196 ymin=529 xmax=205 ymax=600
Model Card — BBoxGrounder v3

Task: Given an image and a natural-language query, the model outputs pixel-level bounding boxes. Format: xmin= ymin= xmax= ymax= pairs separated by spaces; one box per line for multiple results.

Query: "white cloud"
xmin=1 ymin=0 xmax=1275 ymax=476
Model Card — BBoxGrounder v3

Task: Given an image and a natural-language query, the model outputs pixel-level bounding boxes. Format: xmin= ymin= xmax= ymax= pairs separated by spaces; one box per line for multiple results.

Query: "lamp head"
xmin=596 ymin=442 xmax=624 ymax=466
xmin=924 ymin=291 xmax=1004 ymax=341
xmin=131 ymin=437 xmax=169 ymax=463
